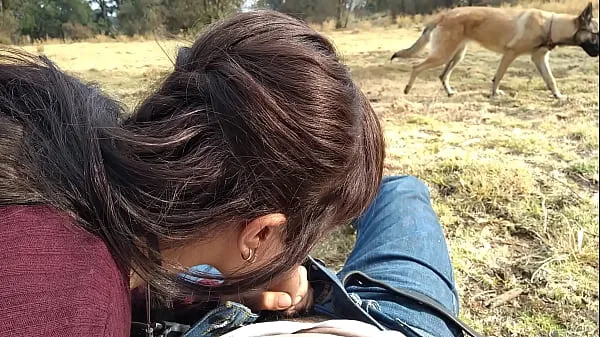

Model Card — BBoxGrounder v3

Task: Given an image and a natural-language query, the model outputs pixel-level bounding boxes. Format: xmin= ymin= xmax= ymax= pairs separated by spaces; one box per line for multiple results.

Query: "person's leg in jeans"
xmin=337 ymin=176 xmax=461 ymax=337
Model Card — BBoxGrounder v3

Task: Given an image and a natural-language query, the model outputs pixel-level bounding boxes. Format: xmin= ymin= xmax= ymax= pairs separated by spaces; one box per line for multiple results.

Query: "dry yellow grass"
xmin=20 ymin=16 xmax=599 ymax=337
xmin=318 ymin=27 xmax=599 ymax=337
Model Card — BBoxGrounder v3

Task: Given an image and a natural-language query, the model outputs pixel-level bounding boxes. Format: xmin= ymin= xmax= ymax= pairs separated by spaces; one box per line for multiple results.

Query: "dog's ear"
xmin=579 ymin=2 xmax=594 ymax=23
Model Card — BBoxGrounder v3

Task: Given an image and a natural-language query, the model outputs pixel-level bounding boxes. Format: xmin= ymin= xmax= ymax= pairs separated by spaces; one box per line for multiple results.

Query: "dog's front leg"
xmin=531 ymin=48 xmax=564 ymax=99
xmin=490 ymin=51 xmax=518 ymax=98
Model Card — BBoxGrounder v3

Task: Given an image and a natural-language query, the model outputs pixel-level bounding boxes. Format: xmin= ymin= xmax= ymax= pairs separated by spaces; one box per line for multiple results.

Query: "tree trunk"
xmin=335 ymin=0 xmax=344 ymax=29
xmin=343 ymin=9 xmax=350 ymax=28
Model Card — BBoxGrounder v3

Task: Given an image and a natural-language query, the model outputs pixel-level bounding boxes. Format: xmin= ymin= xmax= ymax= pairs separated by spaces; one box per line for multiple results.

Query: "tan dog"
xmin=391 ymin=3 xmax=599 ymax=99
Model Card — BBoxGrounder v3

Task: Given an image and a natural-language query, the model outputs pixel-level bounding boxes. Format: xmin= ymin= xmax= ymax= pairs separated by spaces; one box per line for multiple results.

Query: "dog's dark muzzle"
xmin=580 ymin=33 xmax=599 ymax=57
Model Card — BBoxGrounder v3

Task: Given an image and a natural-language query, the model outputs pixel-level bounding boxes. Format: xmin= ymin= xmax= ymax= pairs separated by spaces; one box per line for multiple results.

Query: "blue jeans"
xmin=336 ymin=175 xmax=460 ymax=337
xmin=180 ymin=176 xmax=461 ymax=337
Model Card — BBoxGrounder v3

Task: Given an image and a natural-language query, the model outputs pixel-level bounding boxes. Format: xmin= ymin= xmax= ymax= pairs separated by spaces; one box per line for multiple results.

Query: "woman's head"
xmin=0 ymin=10 xmax=384 ymax=300
xmin=123 ymin=10 xmax=385 ymax=295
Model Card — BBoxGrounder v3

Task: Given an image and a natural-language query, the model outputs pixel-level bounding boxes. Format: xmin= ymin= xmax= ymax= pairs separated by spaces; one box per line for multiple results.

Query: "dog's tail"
xmin=390 ymin=20 xmax=439 ymax=60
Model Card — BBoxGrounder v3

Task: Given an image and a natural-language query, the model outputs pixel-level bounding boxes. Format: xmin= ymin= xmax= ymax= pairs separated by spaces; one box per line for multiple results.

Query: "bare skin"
xmin=131 ymin=213 xmax=313 ymax=314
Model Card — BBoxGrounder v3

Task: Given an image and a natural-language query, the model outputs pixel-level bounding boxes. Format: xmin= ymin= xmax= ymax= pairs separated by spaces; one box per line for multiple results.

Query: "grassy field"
xmin=23 ymin=20 xmax=599 ymax=337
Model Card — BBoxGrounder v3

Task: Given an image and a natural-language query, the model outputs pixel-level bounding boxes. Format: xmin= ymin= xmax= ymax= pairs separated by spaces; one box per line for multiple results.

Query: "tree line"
xmin=0 ymin=0 xmax=245 ymax=43
xmin=0 ymin=0 xmax=512 ymax=43
xmin=256 ymin=0 xmax=512 ymax=28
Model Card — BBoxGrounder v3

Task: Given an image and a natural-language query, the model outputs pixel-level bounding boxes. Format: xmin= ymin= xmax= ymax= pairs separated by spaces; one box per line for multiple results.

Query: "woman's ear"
xmin=237 ymin=213 xmax=287 ymax=262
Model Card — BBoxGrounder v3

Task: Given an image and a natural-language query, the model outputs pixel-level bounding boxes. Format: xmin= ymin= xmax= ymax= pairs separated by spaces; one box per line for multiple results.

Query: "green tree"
xmin=335 ymin=0 xmax=361 ymax=29
xmin=89 ymin=0 xmax=117 ymax=34
xmin=254 ymin=0 xmax=284 ymax=9
xmin=255 ymin=0 xmax=337 ymax=23
xmin=162 ymin=0 xmax=204 ymax=32
xmin=163 ymin=0 xmax=243 ymax=34
xmin=16 ymin=0 xmax=95 ymax=39
xmin=255 ymin=0 xmax=362 ymax=27
xmin=118 ymin=0 xmax=163 ymax=35
xmin=0 ymin=10 xmax=19 ymax=43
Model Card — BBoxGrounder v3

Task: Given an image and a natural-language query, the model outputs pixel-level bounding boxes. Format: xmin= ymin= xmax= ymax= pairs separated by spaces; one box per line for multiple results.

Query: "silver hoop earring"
xmin=243 ymin=248 xmax=255 ymax=263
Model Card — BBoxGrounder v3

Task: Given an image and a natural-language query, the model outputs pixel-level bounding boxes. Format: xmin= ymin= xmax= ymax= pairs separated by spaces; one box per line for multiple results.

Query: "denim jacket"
xmin=181 ymin=301 xmax=259 ymax=337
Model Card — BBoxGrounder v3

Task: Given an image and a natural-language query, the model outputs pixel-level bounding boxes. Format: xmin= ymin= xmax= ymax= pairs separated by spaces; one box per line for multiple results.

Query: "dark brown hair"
xmin=0 ymin=9 xmax=384 ymax=300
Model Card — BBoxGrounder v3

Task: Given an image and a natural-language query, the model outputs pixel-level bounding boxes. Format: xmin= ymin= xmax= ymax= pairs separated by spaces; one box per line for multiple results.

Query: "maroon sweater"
xmin=0 ymin=206 xmax=130 ymax=336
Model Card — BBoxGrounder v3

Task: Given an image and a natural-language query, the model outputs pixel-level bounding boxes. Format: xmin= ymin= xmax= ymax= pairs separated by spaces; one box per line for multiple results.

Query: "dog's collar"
xmin=542 ymin=15 xmax=557 ymax=49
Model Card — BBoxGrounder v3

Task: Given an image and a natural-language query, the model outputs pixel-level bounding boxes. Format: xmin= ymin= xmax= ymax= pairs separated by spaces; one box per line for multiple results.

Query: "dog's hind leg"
xmin=404 ymin=56 xmax=449 ymax=94
xmin=404 ymin=27 xmax=463 ymax=95
xmin=531 ymin=48 xmax=564 ymax=99
xmin=439 ymin=44 xmax=467 ymax=97
xmin=490 ymin=51 xmax=518 ymax=97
